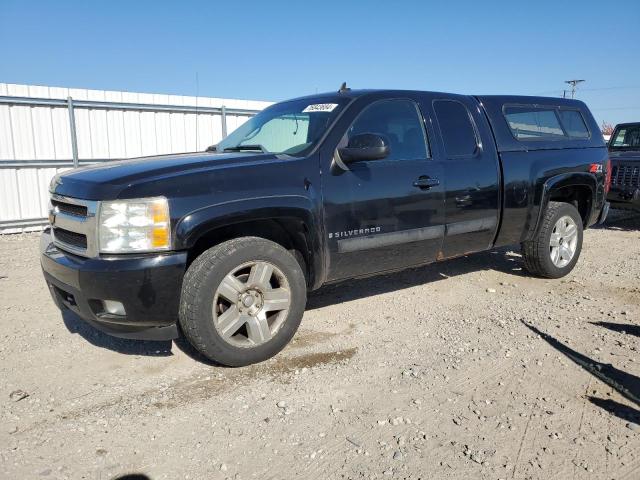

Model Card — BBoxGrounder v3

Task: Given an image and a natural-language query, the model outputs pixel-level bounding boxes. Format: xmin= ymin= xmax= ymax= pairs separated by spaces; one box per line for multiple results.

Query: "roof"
xmin=285 ymin=89 xmax=589 ymax=109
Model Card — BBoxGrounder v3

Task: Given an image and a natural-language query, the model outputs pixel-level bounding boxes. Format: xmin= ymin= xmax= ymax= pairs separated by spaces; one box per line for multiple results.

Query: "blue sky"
xmin=1 ymin=0 xmax=639 ymax=126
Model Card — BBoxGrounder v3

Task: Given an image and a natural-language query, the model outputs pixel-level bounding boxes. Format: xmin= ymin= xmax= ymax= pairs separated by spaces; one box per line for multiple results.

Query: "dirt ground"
xmin=1 ymin=211 xmax=639 ymax=480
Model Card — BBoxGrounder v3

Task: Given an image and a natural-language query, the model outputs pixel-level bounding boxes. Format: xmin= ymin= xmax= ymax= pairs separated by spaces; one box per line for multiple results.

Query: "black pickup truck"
xmin=41 ymin=88 xmax=610 ymax=366
xmin=608 ymin=122 xmax=640 ymax=210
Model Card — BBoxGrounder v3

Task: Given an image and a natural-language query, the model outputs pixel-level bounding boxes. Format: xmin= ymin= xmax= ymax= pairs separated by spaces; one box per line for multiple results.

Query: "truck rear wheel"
xmin=179 ymin=237 xmax=307 ymax=366
xmin=522 ymin=201 xmax=583 ymax=279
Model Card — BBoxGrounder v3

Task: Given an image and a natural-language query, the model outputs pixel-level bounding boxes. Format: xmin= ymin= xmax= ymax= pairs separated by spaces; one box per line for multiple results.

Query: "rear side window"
xmin=504 ymin=105 xmax=592 ymax=141
xmin=504 ymin=106 xmax=564 ymax=139
xmin=433 ymin=100 xmax=478 ymax=157
xmin=558 ymin=110 xmax=590 ymax=138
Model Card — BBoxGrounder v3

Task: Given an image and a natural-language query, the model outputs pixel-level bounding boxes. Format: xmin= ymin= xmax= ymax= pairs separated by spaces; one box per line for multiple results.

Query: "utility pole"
xmin=564 ymin=79 xmax=585 ymax=99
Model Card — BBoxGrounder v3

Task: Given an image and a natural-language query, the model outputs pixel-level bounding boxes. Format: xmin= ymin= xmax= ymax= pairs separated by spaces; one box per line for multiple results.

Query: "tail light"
xmin=604 ymin=158 xmax=612 ymax=193
xmin=590 ymin=160 xmax=612 ymax=194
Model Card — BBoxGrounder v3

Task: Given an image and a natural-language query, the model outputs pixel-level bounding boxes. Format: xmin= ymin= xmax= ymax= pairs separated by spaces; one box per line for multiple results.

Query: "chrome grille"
xmin=49 ymin=194 xmax=99 ymax=257
xmin=612 ymin=164 xmax=640 ymax=188
xmin=51 ymin=199 xmax=88 ymax=217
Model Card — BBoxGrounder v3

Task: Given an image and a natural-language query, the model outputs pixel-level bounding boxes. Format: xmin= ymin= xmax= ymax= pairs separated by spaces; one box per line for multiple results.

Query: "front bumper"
xmin=607 ymin=187 xmax=640 ymax=211
xmin=40 ymin=228 xmax=186 ymax=340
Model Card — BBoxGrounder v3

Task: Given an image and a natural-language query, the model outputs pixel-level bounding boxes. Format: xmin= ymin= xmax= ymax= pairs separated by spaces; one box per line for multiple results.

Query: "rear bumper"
xmin=607 ymin=187 xmax=640 ymax=210
xmin=40 ymin=228 xmax=186 ymax=340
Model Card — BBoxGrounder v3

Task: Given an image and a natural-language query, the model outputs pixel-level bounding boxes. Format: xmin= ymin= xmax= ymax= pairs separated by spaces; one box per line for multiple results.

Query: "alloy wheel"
xmin=549 ymin=215 xmax=578 ymax=268
xmin=213 ymin=261 xmax=291 ymax=348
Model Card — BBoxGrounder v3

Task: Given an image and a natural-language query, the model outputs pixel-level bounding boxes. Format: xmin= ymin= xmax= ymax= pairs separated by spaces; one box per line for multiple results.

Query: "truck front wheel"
xmin=522 ymin=201 xmax=584 ymax=279
xmin=179 ymin=237 xmax=307 ymax=366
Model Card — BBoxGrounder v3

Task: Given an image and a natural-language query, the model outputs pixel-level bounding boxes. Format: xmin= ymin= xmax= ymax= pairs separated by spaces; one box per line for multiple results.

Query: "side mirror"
xmin=338 ymin=133 xmax=390 ymax=164
xmin=206 ymin=145 xmax=217 ymax=152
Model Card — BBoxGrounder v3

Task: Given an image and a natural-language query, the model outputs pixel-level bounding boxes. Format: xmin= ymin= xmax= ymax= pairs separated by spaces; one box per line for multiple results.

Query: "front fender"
xmin=174 ymin=194 xmax=325 ymax=287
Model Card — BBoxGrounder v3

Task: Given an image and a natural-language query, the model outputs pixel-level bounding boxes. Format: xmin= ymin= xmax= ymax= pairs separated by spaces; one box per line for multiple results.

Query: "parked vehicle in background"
xmin=608 ymin=122 xmax=640 ymax=210
xmin=41 ymin=88 xmax=610 ymax=366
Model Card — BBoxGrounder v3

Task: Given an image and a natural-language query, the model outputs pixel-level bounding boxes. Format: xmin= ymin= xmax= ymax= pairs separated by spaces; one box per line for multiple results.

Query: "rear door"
xmin=430 ymin=97 xmax=501 ymax=257
xmin=321 ymin=94 xmax=446 ymax=281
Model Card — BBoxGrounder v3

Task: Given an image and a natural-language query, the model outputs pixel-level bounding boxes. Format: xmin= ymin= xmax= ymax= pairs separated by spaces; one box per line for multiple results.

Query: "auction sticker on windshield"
xmin=302 ymin=103 xmax=339 ymax=113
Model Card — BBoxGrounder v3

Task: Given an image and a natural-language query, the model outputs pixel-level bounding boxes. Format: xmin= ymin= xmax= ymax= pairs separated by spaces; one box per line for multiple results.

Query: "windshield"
xmin=216 ymin=97 xmax=350 ymax=156
xmin=610 ymin=124 xmax=640 ymax=150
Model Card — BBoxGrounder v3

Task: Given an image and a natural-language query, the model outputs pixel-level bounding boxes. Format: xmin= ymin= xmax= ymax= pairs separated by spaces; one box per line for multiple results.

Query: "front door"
xmin=321 ymin=97 xmax=446 ymax=281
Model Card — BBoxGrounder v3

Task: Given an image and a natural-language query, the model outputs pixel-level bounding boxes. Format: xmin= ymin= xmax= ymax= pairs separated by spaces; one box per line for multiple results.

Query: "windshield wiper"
xmin=222 ymin=144 xmax=267 ymax=153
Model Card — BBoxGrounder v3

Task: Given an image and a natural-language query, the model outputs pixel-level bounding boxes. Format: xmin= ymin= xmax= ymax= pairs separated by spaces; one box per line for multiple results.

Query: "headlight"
xmin=99 ymin=197 xmax=171 ymax=253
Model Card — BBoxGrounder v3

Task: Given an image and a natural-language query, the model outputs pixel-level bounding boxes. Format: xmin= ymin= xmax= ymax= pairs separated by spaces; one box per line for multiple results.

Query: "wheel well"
xmin=548 ymin=185 xmax=593 ymax=226
xmin=187 ymin=218 xmax=312 ymax=284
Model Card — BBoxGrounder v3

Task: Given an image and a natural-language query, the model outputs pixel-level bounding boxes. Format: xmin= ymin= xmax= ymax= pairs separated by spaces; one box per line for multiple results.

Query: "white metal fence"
xmin=0 ymin=83 xmax=271 ymax=233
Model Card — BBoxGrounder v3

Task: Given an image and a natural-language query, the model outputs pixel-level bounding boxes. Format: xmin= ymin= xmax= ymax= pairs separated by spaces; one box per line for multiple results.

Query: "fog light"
xmin=103 ymin=300 xmax=126 ymax=316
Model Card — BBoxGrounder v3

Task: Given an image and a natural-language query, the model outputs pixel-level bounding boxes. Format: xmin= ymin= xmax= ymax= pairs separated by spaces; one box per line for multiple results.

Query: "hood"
xmin=610 ymin=150 xmax=640 ymax=163
xmin=51 ymin=151 xmax=281 ymax=200
xmin=609 ymin=150 xmax=640 ymax=162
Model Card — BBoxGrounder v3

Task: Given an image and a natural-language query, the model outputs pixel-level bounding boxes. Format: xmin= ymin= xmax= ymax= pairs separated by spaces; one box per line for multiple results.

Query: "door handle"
xmin=413 ymin=176 xmax=440 ymax=189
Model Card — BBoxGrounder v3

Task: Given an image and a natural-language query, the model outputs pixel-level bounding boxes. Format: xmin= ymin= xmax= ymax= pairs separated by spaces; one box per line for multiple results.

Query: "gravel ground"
xmin=1 ymin=211 xmax=639 ymax=480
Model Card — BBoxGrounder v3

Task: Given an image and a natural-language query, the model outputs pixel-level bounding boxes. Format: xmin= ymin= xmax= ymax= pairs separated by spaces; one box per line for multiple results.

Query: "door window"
xmin=433 ymin=100 xmax=479 ymax=157
xmin=345 ymin=99 xmax=429 ymax=161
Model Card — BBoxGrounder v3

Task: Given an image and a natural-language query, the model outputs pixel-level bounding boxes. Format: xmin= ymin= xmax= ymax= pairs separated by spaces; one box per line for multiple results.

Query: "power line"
xmin=533 ymin=85 xmax=640 ymax=96
xmin=582 ymin=85 xmax=640 ymax=92
xmin=590 ymin=106 xmax=640 ymax=111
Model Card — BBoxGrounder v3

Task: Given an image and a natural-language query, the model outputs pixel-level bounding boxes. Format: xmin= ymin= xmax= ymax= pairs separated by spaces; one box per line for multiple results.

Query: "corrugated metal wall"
xmin=0 ymin=83 xmax=271 ymax=233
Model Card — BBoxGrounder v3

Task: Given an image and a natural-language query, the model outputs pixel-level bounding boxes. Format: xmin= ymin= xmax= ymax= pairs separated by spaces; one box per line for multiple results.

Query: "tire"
xmin=179 ymin=237 xmax=307 ymax=366
xmin=522 ymin=201 xmax=583 ymax=279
